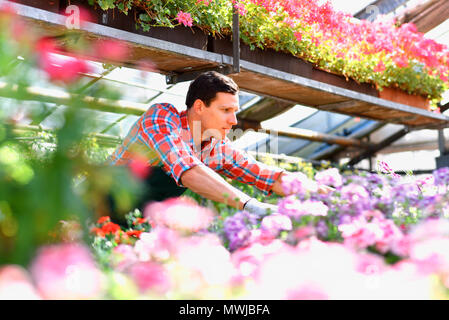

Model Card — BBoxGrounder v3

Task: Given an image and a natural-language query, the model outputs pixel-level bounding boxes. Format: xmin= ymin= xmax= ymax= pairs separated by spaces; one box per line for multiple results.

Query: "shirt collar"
xmin=180 ymin=109 xmax=219 ymax=153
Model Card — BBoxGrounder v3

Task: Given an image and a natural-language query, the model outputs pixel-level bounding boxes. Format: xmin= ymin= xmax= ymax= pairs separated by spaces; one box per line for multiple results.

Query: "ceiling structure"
xmin=1 ymin=0 xmax=449 ymax=171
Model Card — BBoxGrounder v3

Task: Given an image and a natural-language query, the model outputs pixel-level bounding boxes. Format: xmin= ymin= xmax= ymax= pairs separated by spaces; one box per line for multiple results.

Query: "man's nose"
xmin=228 ymin=112 xmax=238 ymax=126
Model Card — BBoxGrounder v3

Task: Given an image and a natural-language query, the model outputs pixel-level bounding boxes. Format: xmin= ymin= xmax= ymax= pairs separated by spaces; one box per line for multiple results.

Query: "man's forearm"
xmin=180 ymin=165 xmax=252 ymax=210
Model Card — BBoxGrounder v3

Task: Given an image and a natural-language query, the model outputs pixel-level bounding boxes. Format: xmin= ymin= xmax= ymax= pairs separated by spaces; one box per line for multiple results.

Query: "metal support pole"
xmin=438 ymin=129 xmax=447 ymax=155
xmin=232 ymin=8 xmax=240 ymax=73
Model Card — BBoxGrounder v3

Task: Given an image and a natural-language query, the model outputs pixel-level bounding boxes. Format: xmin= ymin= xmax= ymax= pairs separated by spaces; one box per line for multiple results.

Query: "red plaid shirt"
xmin=109 ymin=103 xmax=283 ymax=195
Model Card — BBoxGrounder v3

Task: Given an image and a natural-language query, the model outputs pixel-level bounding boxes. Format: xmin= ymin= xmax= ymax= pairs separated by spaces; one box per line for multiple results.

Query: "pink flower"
xmin=315 ymin=168 xmax=343 ymax=188
xmin=373 ymin=60 xmax=386 ymax=73
xmin=393 ymin=55 xmax=409 ymax=68
xmin=144 ymin=197 xmax=214 ymax=233
xmin=30 ymin=243 xmax=103 ymax=299
xmin=38 ymin=45 xmax=90 ymax=85
xmin=234 ymin=2 xmax=248 ymax=16
xmin=286 ymin=285 xmax=329 ymax=300
xmin=261 ymin=214 xmax=292 ymax=235
xmin=174 ymin=234 xmax=236 ymax=286
xmin=176 ymin=11 xmax=193 ymax=27
xmin=341 ymin=183 xmax=370 ymax=202
xmin=231 ymin=239 xmax=287 ymax=278
xmin=134 ymin=227 xmax=180 ymax=262
xmin=111 ymin=244 xmax=138 ymax=272
xmin=338 ymin=214 xmax=404 ymax=253
xmin=281 ymin=172 xmax=318 ymax=195
xmin=407 ymin=219 xmax=449 ymax=274
xmin=128 ymin=155 xmax=151 ymax=180
xmin=0 ymin=265 xmax=41 ymax=300
xmin=128 ymin=262 xmax=170 ymax=294
xmin=196 ymin=0 xmax=211 ymax=5
xmin=278 ymin=196 xmax=328 ymax=218
xmin=294 ymin=32 xmax=302 ymax=43
xmin=92 ymin=39 xmax=129 ymax=62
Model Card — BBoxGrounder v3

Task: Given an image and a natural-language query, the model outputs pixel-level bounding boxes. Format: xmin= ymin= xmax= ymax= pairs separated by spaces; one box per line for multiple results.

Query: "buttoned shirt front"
xmin=109 ymin=103 xmax=283 ymax=195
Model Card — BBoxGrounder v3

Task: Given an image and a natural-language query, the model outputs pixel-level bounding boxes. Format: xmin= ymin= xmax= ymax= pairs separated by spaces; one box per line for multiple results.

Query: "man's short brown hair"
xmin=185 ymin=71 xmax=239 ymax=109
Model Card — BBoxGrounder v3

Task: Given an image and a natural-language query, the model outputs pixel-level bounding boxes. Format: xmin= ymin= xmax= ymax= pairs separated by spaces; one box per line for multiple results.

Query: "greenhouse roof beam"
xmin=236 ymin=98 xmax=294 ymax=123
xmin=0 ymin=82 xmax=148 ymax=116
xmin=397 ymin=0 xmax=449 ymax=33
xmin=346 ymin=127 xmax=410 ymax=166
xmin=237 ymin=119 xmax=375 ymax=148
xmin=7 ymin=1 xmax=449 ymax=129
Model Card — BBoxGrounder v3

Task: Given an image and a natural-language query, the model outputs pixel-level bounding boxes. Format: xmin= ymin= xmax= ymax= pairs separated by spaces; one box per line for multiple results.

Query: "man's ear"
xmin=192 ymin=99 xmax=206 ymax=114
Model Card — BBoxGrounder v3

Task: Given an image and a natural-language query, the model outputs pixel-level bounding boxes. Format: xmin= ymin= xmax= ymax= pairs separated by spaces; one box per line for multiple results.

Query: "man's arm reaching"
xmin=181 ymin=165 xmax=252 ymax=210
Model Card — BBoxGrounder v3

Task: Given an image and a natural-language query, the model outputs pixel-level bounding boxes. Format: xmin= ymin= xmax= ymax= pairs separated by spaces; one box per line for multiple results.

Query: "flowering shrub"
xmin=91 ymin=0 xmax=449 ymax=101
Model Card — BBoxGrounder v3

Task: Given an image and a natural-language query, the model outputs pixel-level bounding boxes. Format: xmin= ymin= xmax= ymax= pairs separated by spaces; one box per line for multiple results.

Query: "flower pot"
xmin=377 ymin=86 xmax=430 ymax=111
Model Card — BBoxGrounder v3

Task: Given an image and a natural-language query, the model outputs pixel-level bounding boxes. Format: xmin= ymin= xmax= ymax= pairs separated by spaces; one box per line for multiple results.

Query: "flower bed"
xmin=3 ymin=164 xmax=449 ymax=299
xmin=89 ymin=0 xmax=449 ymax=103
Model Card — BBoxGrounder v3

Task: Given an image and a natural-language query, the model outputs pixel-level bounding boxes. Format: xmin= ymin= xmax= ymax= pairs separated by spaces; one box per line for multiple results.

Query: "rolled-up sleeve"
xmin=138 ymin=105 xmax=203 ymax=186
xmin=218 ymin=142 xmax=284 ymax=195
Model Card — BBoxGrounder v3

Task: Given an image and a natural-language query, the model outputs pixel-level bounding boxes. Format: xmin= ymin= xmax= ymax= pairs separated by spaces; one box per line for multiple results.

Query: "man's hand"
xmin=318 ymin=185 xmax=335 ymax=194
xmin=243 ymin=198 xmax=278 ymax=217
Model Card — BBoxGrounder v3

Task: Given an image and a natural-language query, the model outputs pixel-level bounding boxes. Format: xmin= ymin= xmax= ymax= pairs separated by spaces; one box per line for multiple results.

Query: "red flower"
xmin=91 ymin=227 xmax=105 ymax=237
xmin=126 ymin=230 xmax=143 ymax=238
xmin=97 ymin=216 xmax=111 ymax=225
xmin=132 ymin=218 xmax=147 ymax=225
xmin=101 ymin=222 xmax=121 ymax=235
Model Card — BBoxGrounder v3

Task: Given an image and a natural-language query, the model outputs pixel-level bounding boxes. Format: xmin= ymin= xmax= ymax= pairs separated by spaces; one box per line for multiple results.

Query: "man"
xmin=108 ymin=71 xmax=319 ymax=220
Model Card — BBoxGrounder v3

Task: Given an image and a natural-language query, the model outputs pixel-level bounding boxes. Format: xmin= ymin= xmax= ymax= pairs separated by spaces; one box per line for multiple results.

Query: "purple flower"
xmin=391 ymin=182 xmax=420 ymax=205
xmin=433 ymin=167 xmax=449 ymax=186
xmin=340 ymin=183 xmax=373 ymax=213
xmin=223 ymin=211 xmax=258 ymax=251
xmin=315 ymin=168 xmax=343 ymax=188
xmin=281 ymin=172 xmax=318 ymax=196
xmin=316 ymin=220 xmax=329 ymax=239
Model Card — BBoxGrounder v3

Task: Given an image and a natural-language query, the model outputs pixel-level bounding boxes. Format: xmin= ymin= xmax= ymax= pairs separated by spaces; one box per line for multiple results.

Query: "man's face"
xmin=197 ymin=92 xmax=239 ymax=140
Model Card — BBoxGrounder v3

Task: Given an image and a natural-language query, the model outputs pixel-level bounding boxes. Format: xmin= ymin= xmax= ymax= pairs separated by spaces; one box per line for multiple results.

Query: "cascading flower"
xmin=176 ymin=11 xmax=193 ymax=27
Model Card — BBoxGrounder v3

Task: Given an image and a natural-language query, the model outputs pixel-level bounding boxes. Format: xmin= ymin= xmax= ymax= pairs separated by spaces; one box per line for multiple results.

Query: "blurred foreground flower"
xmin=281 ymin=172 xmax=318 ymax=196
xmin=36 ymin=37 xmax=90 ymax=84
xmin=91 ymin=39 xmax=130 ymax=62
xmin=144 ymin=197 xmax=214 ymax=233
xmin=30 ymin=243 xmax=104 ymax=299
xmin=0 ymin=265 xmax=41 ymax=299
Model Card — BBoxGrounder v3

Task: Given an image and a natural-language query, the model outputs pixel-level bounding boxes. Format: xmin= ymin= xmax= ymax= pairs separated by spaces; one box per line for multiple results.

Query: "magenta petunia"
xmin=176 ymin=10 xmax=193 ymax=27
